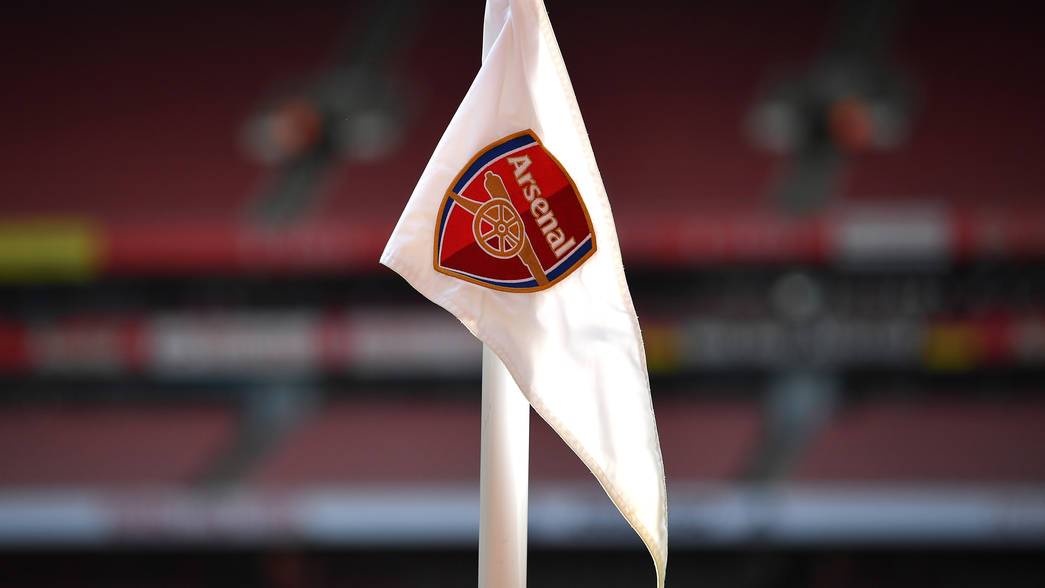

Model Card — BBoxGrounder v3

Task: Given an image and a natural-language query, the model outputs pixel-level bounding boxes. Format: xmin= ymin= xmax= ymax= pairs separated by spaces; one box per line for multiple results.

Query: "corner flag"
xmin=381 ymin=1 xmax=668 ymax=584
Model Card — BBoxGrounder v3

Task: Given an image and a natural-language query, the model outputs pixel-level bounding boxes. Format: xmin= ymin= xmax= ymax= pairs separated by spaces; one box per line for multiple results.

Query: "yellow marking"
xmin=924 ymin=324 xmax=981 ymax=372
xmin=0 ymin=219 xmax=100 ymax=282
xmin=643 ymin=326 xmax=681 ymax=373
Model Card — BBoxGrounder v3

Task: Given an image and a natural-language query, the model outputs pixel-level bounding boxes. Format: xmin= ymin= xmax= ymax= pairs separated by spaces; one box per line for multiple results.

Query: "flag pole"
xmin=479 ymin=6 xmax=527 ymax=585
xmin=479 ymin=344 xmax=529 ymax=588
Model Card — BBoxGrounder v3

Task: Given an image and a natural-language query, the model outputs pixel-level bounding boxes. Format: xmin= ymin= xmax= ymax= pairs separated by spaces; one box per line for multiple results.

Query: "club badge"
xmin=434 ymin=130 xmax=596 ymax=292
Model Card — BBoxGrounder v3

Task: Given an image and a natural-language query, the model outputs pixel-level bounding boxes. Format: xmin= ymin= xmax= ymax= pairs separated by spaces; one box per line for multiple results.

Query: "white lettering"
xmin=507 ymin=155 xmax=531 ymax=178
xmin=508 ymin=154 xmax=575 ymax=258
xmin=546 ymin=228 xmax=566 ymax=250
xmin=530 ymin=198 xmax=549 ymax=216
xmin=553 ymin=236 xmax=576 ymax=258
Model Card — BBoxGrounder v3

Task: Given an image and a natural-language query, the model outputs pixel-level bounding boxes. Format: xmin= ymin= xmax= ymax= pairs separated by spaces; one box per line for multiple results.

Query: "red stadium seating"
xmin=3 ymin=3 xmax=1042 ymax=272
xmin=253 ymin=399 xmax=761 ymax=485
xmin=0 ymin=406 xmax=234 ymax=487
xmin=796 ymin=400 xmax=1045 ymax=482
xmin=844 ymin=2 xmax=1045 ymax=207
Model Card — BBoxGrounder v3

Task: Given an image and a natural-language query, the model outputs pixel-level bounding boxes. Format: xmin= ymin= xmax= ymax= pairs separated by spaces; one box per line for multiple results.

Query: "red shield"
xmin=434 ymin=130 xmax=596 ymax=292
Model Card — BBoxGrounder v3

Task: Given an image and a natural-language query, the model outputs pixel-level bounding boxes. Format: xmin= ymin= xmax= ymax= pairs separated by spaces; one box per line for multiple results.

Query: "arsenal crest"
xmin=434 ymin=130 xmax=596 ymax=292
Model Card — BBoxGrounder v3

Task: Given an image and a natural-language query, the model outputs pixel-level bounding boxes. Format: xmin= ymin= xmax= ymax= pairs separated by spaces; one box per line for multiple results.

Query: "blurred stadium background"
xmin=2 ymin=0 xmax=1045 ymax=586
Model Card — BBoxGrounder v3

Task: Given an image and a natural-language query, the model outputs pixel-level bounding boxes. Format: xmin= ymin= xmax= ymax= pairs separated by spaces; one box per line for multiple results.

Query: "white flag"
xmin=381 ymin=0 xmax=667 ymax=584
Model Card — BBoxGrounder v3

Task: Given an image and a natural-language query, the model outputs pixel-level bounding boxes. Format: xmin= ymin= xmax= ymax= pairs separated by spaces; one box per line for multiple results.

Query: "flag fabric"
xmin=380 ymin=0 xmax=667 ymax=583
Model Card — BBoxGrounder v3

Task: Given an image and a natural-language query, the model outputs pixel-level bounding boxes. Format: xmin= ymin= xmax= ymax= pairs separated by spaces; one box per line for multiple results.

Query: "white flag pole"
xmin=479 ymin=3 xmax=528 ymax=587
xmin=478 ymin=344 xmax=529 ymax=588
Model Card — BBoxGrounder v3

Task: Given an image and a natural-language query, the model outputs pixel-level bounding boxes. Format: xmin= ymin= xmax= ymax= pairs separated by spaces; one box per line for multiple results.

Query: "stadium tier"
xmin=2 ymin=3 xmax=1043 ymax=277
xmin=0 ymin=406 xmax=234 ymax=487
xmin=2 ymin=398 xmax=1043 ymax=490
xmin=1 ymin=2 xmax=1044 ymax=579
xmin=252 ymin=400 xmax=760 ymax=486
xmin=795 ymin=400 xmax=1045 ymax=482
